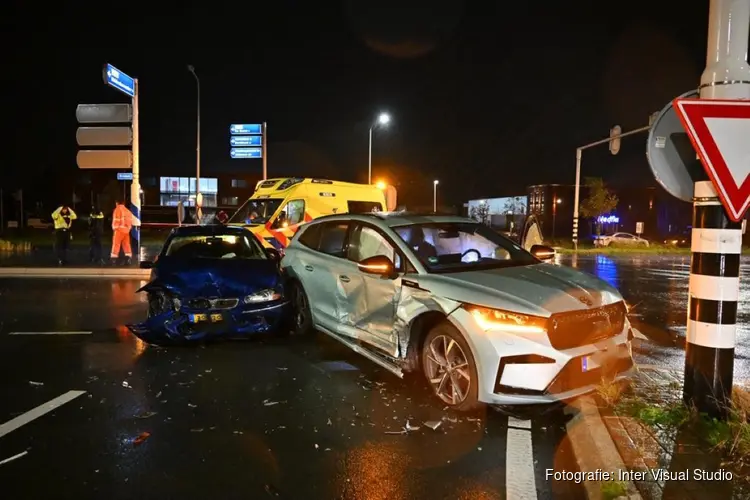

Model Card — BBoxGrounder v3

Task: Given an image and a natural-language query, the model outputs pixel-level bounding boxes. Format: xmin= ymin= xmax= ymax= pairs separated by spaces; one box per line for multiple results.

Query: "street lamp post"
xmin=433 ymin=180 xmax=439 ymax=213
xmin=368 ymin=112 xmax=390 ymax=184
xmin=187 ymin=65 xmax=201 ymax=218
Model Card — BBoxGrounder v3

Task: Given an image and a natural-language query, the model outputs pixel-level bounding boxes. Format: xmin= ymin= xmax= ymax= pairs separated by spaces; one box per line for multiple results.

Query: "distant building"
xmin=465 ymin=195 xmax=528 ymax=231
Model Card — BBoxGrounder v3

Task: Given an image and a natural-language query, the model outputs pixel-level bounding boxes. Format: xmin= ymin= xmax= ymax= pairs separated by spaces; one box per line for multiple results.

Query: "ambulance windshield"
xmin=228 ymin=198 xmax=283 ymax=225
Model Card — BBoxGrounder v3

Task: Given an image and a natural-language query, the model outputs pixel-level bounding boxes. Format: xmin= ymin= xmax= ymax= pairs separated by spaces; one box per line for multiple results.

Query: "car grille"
xmin=185 ymin=298 xmax=239 ymax=310
xmin=547 ymin=301 xmax=626 ymax=350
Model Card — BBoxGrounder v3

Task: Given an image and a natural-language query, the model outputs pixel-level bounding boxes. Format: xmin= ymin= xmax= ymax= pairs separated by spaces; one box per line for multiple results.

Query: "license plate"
xmin=210 ymin=313 xmax=223 ymax=322
xmin=190 ymin=314 xmax=208 ymax=323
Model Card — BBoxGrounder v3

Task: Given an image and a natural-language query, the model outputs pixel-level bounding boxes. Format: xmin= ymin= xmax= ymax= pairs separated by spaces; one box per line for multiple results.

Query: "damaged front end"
xmin=127 ymin=278 xmax=288 ymax=346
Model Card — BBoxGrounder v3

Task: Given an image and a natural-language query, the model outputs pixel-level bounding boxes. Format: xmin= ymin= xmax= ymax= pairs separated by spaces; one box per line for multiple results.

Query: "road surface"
xmin=0 ymin=279 xmax=581 ymax=499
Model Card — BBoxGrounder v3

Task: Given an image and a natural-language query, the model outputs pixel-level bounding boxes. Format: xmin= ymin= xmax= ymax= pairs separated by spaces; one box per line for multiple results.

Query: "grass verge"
xmin=596 ymin=375 xmax=750 ymax=479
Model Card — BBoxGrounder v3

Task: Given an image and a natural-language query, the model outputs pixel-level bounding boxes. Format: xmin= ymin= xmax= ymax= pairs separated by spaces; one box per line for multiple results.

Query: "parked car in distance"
xmin=128 ymin=224 xmax=287 ymax=345
xmin=595 ymin=232 xmax=649 ymax=248
xmin=663 ymin=232 xmax=690 ymax=247
xmin=282 ymin=213 xmax=634 ymax=411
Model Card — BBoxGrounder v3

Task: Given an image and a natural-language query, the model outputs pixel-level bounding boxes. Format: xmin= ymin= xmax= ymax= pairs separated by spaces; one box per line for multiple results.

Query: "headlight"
xmin=463 ymin=305 xmax=547 ymax=333
xmin=243 ymin=288 xmax=282 ymax=304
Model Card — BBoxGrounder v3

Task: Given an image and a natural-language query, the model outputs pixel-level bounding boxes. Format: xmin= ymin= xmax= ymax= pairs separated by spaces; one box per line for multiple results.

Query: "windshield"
xmin=392 ymin=222 xmax=537 ymax=273
xmin=164 ymin=234 xmax=267 ymax=260
xmin=228 ymin=198 xmax=283 ymax=224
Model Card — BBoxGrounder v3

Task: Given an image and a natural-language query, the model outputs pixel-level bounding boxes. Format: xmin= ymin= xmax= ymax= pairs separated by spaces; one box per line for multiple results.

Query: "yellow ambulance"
xmin=227 ymin=177 xmax=396 ymax=250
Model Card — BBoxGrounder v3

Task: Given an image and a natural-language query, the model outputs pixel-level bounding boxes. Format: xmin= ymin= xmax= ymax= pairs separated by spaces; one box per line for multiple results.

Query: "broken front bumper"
xmin=128 ymin=300 xmax=288 ymax=344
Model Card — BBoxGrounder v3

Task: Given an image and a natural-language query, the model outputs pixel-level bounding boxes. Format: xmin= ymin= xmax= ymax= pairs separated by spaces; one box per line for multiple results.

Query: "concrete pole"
xmin=683 ymin=0 xmax=750 ymax=419
xmin=130 ymin=79 xmax=141 ymax=263
xmin=572 ymin=149 xmax=582 ymax=248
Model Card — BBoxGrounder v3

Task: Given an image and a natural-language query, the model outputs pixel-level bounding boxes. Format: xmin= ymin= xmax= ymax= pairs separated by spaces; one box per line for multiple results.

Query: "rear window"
xmin=348 ymin=201 xmax=383 ymax=213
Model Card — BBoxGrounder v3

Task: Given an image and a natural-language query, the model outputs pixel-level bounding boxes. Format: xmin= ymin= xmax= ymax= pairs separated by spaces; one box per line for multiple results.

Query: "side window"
xmin=348 ymin=201 xmax=384 ymax=213
xmin=297 ymin=223 xmax=322 ymax=249
xmin=348 ymin=225 xmax=403 ymax=270
xmin=274 ymin=199 xmax=305 ymax=228
xmin=317 ymin=222 xmax=350 ymax=258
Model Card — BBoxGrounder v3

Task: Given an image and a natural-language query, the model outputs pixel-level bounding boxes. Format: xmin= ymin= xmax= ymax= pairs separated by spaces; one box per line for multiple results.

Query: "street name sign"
xmin=230 ymin=147 xmax=262 ymax=159
xmin=77 ymin=150 xmax=132 ymax=169
xmin=230 ymin=135 xmax=262 ymax=147
xmin=76 ymin=127 xmax=132 ymax=146
xmin=674 ymin=98 xmax=750 ymax=221
xmin=76 ymin=104 xmax=132 ymax=124
xmin=117 ymin=172 xmax=133 ymax=181
xmin=103 ymin=63 xmax=135 ymax=98
xmin=230 ymin=124 xmax=262 ymax=135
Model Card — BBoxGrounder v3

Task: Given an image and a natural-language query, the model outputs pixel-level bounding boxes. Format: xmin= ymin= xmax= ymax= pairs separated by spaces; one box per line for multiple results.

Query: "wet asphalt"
xmin=0 ymin=279 xmax=582 ymax=500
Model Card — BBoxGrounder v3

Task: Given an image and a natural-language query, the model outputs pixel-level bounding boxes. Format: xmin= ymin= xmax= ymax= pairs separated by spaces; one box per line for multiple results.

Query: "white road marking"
xmin=9 ymin=331 xmax=92 ymax=335
xmin=0 ymin=391 xmax=86 ymax=438
xmin=505 ymin=417 xmax=538 ymax=499
xmin=0 ymin=450 xmax=28 ymax=466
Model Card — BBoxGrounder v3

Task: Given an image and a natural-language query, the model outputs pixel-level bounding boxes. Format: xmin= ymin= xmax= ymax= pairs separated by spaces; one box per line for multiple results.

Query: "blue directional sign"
xmin=230 ymin=135 xmax=262 ymax=147
xmin=103 ymin=63 xmax=135 ymax=98
xmin=117 ymin=172 xmax=133 ymax=181
xmin=230 ymin=124 xmax=262 ymax=135
xmin=230 ymin=147 xmax=263 ymax=159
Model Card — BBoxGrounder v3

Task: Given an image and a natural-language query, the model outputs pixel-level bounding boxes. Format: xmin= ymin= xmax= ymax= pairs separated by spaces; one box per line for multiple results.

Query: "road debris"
xmin=424 ymin=420 xmax=442 ymax=430
xmin=190 ymin=428 xmax=204 ymax=433
xmin=28 ymin=381 xmax=43 ymax=386
xmin=277 ymin=367 xmax=288 ymax=371
xmin=0 ymin=451 xmax=28 ymax=466
xmin=155 ymin=391 xmax=162 ymax=398
xmin=187 ymin=403 xmax=197 ymax=408
xmin=122 ymin=381 xmax=131 ymax=389
xmin=132 ymin=432 xmax=151 ymax=446
xmin=135 ymin=411 xmax=157 ymax=419
xmin=327 ymin=418 xmax=332 ymax=426
xmin=442 ymin=416 xmax=458 ymax=423
xmin=314 ymin=443 xmax=319 ymax=449
xmin=405 ymin=421 xmax=420 ymax=431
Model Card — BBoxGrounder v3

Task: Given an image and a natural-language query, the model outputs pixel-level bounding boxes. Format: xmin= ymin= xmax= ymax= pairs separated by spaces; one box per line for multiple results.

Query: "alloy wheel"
xmin=294 ymin=286 xmax=308 ymax=328
xmin=424 ymin=334 xmax=471 ymax=405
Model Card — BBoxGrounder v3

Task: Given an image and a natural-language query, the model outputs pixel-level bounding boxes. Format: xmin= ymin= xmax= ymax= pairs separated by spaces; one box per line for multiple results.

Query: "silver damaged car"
xmin=281 ymin=213 xmax=635 ymax=411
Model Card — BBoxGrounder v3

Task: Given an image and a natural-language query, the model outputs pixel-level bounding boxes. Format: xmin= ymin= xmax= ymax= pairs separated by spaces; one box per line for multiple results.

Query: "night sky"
xmin=5 ymin=1 xmax=710 ymax=207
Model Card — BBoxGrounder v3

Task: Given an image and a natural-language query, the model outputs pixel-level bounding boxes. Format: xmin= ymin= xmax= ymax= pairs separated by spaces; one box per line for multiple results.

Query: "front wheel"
xmin=421 ymin=323 xmax=483 ymax=412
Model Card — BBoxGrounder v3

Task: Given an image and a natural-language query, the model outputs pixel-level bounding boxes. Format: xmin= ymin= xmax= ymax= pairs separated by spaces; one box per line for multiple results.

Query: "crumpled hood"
xmin=419 ymin=263 xmax=623 ymax=316
xmin=143 ymin=258 xmax=279 ymax=299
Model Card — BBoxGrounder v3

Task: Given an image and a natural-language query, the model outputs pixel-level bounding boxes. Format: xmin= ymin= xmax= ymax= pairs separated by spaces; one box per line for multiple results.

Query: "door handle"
xmin=304 ymin=265 xmax=314 ymax=272
xmin=339 ymin=275 xmax=350 ymax=283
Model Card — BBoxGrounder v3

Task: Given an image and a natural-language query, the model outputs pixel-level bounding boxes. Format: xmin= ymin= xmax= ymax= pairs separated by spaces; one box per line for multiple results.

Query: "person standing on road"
xmin=110 ymin=199 xmax=133 ymax=266
xmin=88 ymin=205 xmax=105 ymax=264
xmin=51 ymin=204 xmax=77 ymax=266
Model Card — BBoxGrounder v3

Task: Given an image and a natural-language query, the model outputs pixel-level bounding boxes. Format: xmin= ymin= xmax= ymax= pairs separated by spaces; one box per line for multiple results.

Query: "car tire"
xmin=289 ymin=281 xmax=313 ymax=336
xmin=421 ymin=322 xmax=483 ymax=412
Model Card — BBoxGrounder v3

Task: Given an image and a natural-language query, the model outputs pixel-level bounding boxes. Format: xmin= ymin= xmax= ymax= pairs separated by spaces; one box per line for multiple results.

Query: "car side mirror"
xmin=140 ymin=260 xmax=154 ymax=269
xmin=357 ymin=255 xmax=395 ymax=277
xmin=530 ymin=244 xmax=555 ymax=262
xmin=265 ymin=248 xmax=281 ymax=262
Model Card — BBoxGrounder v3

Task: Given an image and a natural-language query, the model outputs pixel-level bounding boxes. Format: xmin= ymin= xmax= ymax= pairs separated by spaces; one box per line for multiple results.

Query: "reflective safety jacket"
xmin=89 ymin=210 xmax=104 ymax=237
xmin=112 ymin=204 xmax=133 ymax=234
xmin=52 ymin=206 xmax=77 ymax=230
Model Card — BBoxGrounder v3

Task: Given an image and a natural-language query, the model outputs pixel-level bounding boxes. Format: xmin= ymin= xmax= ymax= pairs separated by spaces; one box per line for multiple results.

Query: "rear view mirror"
xmin=265 ymin=248 xmax=281 ymax=262
xmin=357 ymin=255 xmax=395 ymax=277
xmin=530 ymin=245 xmax=555 ymax=261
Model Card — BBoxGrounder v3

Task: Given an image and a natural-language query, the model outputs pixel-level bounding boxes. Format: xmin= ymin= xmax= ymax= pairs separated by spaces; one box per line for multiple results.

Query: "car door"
xmin=293 ymin=220 xmax=356 ymax=333
xmin=344 ymin=222 xmax=405 ymax=354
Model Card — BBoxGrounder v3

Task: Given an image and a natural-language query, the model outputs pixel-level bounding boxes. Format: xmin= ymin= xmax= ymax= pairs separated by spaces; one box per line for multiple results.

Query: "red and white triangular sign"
xmin=673 ymin=98 xmax=750 ymax=222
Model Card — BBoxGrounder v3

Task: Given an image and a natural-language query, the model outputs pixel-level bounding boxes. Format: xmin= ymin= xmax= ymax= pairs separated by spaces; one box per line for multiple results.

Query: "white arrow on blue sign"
xmin=103 ymin=63 xmax=135 ymax=98
xmin=230 ymin=147 xmax=262 ymax=159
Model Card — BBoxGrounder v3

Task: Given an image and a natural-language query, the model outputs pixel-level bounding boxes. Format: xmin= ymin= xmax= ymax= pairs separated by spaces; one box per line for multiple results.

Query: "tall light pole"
xmin=368 ymin=112 xmax=390 ymax=184
xmin=187 ymin=65 xmax=201 ymax=216
xmin=553 ymin=198 xmax=561 ymax=239
xmin=433 ymin=180 xmax=439 ymax=212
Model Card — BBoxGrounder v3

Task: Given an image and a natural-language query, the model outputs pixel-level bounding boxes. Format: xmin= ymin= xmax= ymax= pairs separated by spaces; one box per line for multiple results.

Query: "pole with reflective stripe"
xmin=683 ymin=0 xmax=750 ymax=419
xmin=130 ymin=78 xmax=141 ymax=262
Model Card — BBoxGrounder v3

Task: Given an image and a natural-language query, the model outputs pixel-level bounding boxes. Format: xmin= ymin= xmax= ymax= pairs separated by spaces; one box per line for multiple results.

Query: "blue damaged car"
xmin=128 ymin=225 xmax=288 ymax=345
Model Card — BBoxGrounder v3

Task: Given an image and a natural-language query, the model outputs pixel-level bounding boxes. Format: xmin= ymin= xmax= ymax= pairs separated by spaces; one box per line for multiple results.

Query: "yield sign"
xmin=674 ymin=98 xmax=750 ymax=221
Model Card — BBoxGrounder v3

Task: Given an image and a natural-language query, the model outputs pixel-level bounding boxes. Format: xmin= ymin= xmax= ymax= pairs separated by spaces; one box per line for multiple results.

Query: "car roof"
xmin=169 ymin=224 xmax=250 ymax=237
xmin=308 ymin=212 xmax=475 ymax=228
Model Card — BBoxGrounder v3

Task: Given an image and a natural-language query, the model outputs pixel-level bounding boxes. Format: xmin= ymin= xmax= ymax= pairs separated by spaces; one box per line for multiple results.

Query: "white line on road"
xmin=9 ymin=331 xmax=92 ymax=335
xmin=0 ymin=390 xmax=86 ymax=438
xmin=505 ymin=417 xmax=538 ymax=499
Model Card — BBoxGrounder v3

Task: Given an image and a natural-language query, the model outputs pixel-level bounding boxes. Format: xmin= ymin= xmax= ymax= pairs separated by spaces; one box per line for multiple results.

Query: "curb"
xmin=565 ymin=395 xmax=642 ymax=500
xmin=0 ymin=267 xmax=150 ymax=279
